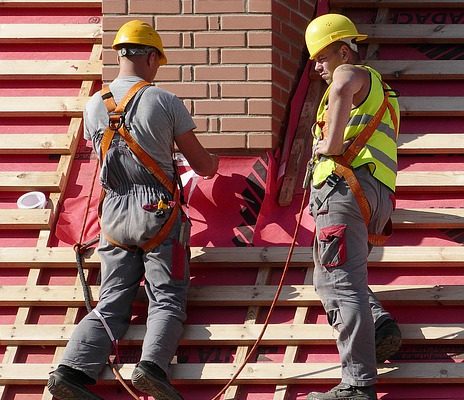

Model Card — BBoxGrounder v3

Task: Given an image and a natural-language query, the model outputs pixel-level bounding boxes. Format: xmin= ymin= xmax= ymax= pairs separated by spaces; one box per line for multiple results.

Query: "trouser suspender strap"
xmin=98 ymin=81 xmax=181 ymax=252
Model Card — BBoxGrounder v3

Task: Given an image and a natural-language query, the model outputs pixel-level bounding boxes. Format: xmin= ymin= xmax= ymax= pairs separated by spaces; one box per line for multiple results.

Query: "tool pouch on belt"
xmin=98 ymin=81 xmax=184 ymax=253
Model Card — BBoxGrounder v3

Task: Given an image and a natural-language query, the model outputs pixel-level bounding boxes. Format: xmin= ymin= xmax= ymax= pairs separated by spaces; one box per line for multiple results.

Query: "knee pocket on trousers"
xmin=318 ymin=224 xmax=347 ymax=268
xmin=327 ymin=307 xmax=343 ymax=332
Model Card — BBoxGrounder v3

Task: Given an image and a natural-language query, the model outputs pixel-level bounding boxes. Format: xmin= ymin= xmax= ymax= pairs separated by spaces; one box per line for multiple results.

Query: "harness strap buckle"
xmin=326 ymin=173 xmax=341 ymax=187
xmin=108 ymin=112 xmax=125 ymax=131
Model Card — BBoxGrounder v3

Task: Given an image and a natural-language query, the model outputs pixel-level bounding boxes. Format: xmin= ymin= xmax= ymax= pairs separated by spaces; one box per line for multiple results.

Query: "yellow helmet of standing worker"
xmin=112 ymin=20 xmax=167 ymax=65
xmin=305 ymin=14 xmax=367 ymax=59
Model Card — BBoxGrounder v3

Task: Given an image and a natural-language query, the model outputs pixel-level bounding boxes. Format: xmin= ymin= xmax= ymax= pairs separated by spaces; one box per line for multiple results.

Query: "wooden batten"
xmin=0 ymin=323 xmax=462 ymax=346
xmin=0 ymin=60 xmax=102 ymax=80
xmin=0 ymin=24 xmax=102 ymax=43
xmin=331 ymin=0 xmax=463 ymax=8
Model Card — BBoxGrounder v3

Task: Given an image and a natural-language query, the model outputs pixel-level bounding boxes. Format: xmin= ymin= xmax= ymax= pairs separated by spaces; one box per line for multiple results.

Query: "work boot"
xmin=47 ymin=364 xmax=101 ymax=400
xmin=307 ymin=382 xmax=377 ymax=400
xmin=375 ymin=318 xmax=402 ymax=363
xmin=131 ymin=360 xmax=184 ymax=400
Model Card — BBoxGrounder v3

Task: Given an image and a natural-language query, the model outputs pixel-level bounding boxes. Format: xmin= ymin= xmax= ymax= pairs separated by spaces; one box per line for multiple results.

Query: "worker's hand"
xmin=203 ymin=154 xmax=219 ymax=179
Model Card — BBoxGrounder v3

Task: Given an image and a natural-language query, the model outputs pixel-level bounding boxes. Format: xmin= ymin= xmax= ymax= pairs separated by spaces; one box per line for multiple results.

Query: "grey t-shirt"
xmin=84 ymin=76 xmax=196 ymax=183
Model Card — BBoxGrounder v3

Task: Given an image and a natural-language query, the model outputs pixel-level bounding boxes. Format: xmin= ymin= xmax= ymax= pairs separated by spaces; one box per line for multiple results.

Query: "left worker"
xmin=47 ymin=20 xmax=218 ymax=400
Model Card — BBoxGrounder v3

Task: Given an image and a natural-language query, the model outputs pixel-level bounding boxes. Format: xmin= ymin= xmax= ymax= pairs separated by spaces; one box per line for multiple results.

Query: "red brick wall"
xmin=102 ymin=0 xmax=317 ymax=152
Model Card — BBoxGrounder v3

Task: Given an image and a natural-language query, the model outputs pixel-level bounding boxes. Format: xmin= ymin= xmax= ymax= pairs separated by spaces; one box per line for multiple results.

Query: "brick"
xmin=195 ymin=66 xmax=246 ymax=81
xmin=208 ymin=15 xmax=220 ymax=30
xmin=299 ymin=0 xmax=318 ymax=20
xmin=221 ymin=15 xmax=272 ymax=30
xmin=247 ymin=132 xmax=275 ymax=149
xmin=209 ymin=48 xmax=220 ymax=64
xmin=248 ymin=99 xmax=272 ymax=115
xmin=273 ymin=33 xmax=291 ymax=54
xmin=183 ymin=32 xmax=193 ymax=48
xmin=248 ymin=0 xmax=271 ymax=13
xmin=103 ymin=49 xmax=118 ymax=65
xmin=281 ymin=22 xmax=304 ymax=45
xmin=102 ymin=31 xmax=117 ymax=49
xmin=102 ymin=0 xmax=127 ymax=14
xmin=221 ymin=116 xmax=272 ymax=132
xmin=103 ymin=16 xmax=152 ymax=31
xmin=209 ymin=117 xmax=219 ymax=132
xmin=192 ymin=117 xmax=208 ymax=132
xmin=247 ymin=31 xmax=272 ymax=47
xmin=182 ymin=66 xmax=193 ymax=81
xmin=155 ymin=15 xmax=208 ymax=31
xmin=129 ymin=0 xmax=181 ymax=14
xmin=290 ymin=9 xmax=308 ymax=30
xmin=273 ymin=68 xmax=292 ymax=92
xmin=183 ymin=0 xmax=193 ymax=13
xmin=222 ymin=82 xmax=272 ymax=98
xmin=156 ymin=66 xmax=181 ymax=81
xmin=157 ymin=82 xmax=208 ymax=98
xmin=222 ymin=49 xmax=272 ymax=64
xmin=194 ymin=0 xmax=245 ymax=13
xmin=194 ymin=99 xmax=245 ymax=115
xmin=247 ymin=65 xmax=271 ymax=81
xmin=102 ymin=66 xmax=118 ymax=82
xmin=273 ymin=1 xmax=291 ymax=21
xmin=195 ymin=133 xmax=246 ymax=149
xmin=158 ymin=33 xmax=182 ymax=48
xmin=165 ymin=49 xmax=208 ymax=65
xmin=183 ymin=99 xmax=193 ymax=113
xmin=194 ymin=32 xmax=245 ymax=48
xmin=209 ymin=83 xmax=220 ymax=98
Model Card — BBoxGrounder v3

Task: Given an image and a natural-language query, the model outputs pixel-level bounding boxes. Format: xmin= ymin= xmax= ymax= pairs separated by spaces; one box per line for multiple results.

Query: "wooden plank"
xmin=359 ymin=24 xmax=464 ymax=44
xmin=400 ymin=97 xmax=464 ymax=117
xmin=398 ymin=133 xmax=464 ymax=154
xmin=0 ymin=209 xmax=51 ymax=229
xmin=1 ymin=246 xmax=464 ymax=268
xmin=4 ymin=131 xmax=458 ymax=156
xmin=0 ymin=323 xmax=461 ymax=346
xmin=0 ymin=362 xmax=463 ymax=384
xmin=0 ymin=284 xmax=461 ymax=306
xmin=0 ymin=24 xmax=101 ymax=44
xmin=0 ymin=172 xmax=62 ymax=191
xmin=397 ymin=171 xmax=464 ymax=191
xmin=331 ymin=0 xmax=462 ymax=7
xmin=392 ymin=208 xmax=464 ymax=229
xmin=0 ymin=134 xmax=72 ymax=155
xmin=0 ymin=0 xmax=101 ymax=6
xmin=0 ymin=97 xmax=88 ymax=117
xmin=369 ymin=60 xmax=464 ymax=80
xmin=0 ymin=60 xmax=101 ymax=80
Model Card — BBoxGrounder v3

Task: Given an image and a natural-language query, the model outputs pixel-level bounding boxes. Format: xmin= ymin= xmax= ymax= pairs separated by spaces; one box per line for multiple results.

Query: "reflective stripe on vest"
xmin=312 ymin=66 xmax=399 ymax=192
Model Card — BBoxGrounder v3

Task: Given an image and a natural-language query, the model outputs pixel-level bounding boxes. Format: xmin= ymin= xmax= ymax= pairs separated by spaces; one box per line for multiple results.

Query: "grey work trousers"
xmin=60 ymin=198 xmax=190 ymax=381
xmin=309 ymin=166 xmax=394 ymax=387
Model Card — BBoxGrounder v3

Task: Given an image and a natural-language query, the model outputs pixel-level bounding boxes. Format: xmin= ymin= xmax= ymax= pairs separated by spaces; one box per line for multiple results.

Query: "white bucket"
xmin=16 ymin=191 xmax=47 ymax=209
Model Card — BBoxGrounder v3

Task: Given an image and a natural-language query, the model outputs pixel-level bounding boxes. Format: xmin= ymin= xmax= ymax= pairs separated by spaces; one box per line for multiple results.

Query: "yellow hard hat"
xmin=305 ymin=14 xmax=367 ymax=59
xmin=112 ymin=20 xmax=167 ymax=65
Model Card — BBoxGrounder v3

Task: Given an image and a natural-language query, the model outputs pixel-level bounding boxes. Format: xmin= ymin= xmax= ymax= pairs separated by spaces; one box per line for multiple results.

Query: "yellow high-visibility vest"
xmin=312 ymin=66 xmax=400 ymax=192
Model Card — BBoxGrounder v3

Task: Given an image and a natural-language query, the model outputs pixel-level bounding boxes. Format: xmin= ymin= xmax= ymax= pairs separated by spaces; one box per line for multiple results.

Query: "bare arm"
xmin=315 ymin=64 xmax=368 ymax=157
xmin=175 ymin=130 xmax=219 ymax=177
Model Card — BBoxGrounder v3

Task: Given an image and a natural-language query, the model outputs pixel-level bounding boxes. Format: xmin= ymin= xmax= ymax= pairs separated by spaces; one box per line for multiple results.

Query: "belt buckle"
xmin=326 ymin=173 xmax=340 ymax=187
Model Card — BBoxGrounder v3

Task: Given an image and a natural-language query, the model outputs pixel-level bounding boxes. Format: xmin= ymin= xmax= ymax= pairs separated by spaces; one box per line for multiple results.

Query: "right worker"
xmin=304 ymin=14 xmax=402 ymax=400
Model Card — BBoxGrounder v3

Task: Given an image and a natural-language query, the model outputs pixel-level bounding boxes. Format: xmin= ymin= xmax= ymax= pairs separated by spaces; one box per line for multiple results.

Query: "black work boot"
xmin=375 ymin=318 xmax=402 ymax=363
xmin=47 ymin=365 xmax=101 ymax=400
xmin=131 ymin=360 xmax=184 ymax=400
xmin=307 ymin=382 xmax=377 ymax=400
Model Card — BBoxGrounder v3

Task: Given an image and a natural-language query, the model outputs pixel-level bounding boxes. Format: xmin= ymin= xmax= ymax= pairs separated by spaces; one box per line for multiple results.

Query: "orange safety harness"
xmin=99 ymin=80 xmax=181 ymax=253
xmin=316 ymin=81 xmax=399 ymax=246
